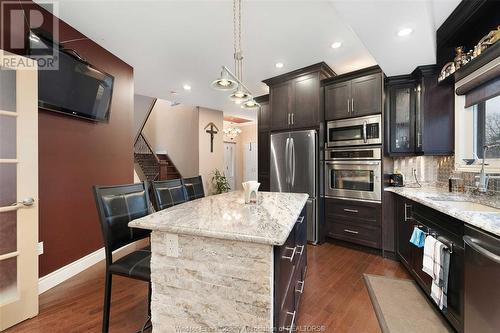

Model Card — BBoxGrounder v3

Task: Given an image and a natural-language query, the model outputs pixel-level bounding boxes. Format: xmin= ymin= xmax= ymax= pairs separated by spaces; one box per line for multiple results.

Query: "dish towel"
xmin=409 ymin=226 xmax=426 ymax=248
xmin=422 ymin=235 xmax=437 ymax=277
xmin=430 ymin=240 xmax=450 ymax=311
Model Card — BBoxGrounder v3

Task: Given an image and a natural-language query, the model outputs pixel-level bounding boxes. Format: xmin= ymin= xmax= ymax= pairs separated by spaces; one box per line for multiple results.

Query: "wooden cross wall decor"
xmin=204 ymin=122 xmax=219 ymax=153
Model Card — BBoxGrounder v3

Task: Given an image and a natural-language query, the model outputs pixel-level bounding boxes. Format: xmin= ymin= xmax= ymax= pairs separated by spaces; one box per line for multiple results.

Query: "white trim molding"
xmin=38 ymin=247 xmax=105 ymax=295
xmin=38 ymin=239 xmax=149 ymax=295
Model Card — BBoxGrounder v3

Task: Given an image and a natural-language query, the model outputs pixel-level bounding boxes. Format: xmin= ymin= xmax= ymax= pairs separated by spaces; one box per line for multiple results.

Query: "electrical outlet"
xmin=164 ymin=234 xmax=179 ymax=258
xmin=37 ymin=242 xmax=44 ymax=255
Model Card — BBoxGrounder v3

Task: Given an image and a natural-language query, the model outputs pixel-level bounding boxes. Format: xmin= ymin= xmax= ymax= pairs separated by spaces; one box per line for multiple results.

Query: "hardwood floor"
xmin=296 ymin=242 xmax=410 ymax=332
xmin=6 ymin=242 xmax=409 ymax=333
xmin=5 ymin=260 xmax=150 ymax=333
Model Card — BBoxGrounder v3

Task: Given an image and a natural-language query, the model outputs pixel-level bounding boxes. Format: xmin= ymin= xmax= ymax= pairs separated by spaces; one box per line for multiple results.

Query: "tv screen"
xmin=28 ymin=31 xmax=114 ymax=122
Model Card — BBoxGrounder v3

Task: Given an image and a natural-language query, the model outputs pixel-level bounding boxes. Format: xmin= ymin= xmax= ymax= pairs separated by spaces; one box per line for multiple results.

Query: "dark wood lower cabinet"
xmin=394 ymin=195 xmax=464 ymax=333
xmin=274 ymin=208 xmax=307 ymax=331
xmin=325 ymin=198 xmax=382 ymax=249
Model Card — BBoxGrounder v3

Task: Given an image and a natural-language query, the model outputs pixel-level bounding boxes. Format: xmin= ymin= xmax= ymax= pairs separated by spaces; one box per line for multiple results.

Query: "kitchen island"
xmin=129 ymin=191 xmax=308 ymax=332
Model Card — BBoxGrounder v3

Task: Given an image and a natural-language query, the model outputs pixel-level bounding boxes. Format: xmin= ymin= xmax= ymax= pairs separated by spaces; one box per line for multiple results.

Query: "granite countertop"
xmin=129 ymin=191 xmax=309 ymax=246
xmin=385 ymin=186 xmax=500 ymax=237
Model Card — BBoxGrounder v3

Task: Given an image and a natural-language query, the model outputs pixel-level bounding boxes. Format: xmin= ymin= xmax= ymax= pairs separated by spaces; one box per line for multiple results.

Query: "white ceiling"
xmin=332 ymin=0 xmax=461 ymax=76
xmin=39 ymin=0 xmax=459 ymax=121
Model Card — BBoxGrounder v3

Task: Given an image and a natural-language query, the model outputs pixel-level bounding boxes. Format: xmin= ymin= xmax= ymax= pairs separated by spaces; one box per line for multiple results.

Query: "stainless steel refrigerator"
xmin=270 ymin=130 xmax=317 ymax=243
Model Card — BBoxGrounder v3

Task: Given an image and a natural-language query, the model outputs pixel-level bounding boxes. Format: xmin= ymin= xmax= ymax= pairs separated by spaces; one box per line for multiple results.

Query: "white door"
xmin=0 ymin=51 xmax=39 ymax=330
xmin=244 ymin=142 xmax=258 ymax=182
xmin=223 ymin=142 xmax=235 ymax=190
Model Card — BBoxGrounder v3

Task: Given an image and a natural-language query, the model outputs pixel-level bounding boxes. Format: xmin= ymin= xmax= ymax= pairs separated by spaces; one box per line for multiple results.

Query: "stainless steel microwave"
xmin=327 ymin=114 xmax=382 ymax=147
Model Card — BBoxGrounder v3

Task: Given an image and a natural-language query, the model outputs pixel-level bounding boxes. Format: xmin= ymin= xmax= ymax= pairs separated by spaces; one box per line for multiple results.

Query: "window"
xmin=456 ymin=94 xmax=500 ymax=172
xmin=474 ymin=95 xmax=500 ymax=159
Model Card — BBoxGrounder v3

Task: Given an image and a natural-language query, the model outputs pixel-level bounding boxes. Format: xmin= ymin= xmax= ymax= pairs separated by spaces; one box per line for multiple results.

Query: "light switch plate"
xmin=164 ymin=234 xmax=179 ymax=258
xmin=37 ymin=242 xmax=44 ymax=255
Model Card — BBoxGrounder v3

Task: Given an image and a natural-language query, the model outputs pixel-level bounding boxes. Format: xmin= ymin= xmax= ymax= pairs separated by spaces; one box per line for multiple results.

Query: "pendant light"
xmin=211 ymin=0 xmax=257 ymax=109
xmin=211 ymin=68 xmax=237 ymax=90
xmin=241 ymin=99 xmax=260 ymax=110
xmin=229 ymin=84 xmax=251 ymax=104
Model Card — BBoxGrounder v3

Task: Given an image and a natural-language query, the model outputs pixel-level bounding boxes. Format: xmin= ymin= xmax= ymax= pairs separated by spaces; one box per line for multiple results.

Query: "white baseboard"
xmin=38 ymin=247 xmax=105 ymax=295
xmin=38 ymin=239 xmax=149 ymax=295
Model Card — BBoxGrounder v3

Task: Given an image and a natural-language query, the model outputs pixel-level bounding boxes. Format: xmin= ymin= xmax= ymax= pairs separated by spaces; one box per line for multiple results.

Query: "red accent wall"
xmin=1 ymin=1 xmax=134 ymax=276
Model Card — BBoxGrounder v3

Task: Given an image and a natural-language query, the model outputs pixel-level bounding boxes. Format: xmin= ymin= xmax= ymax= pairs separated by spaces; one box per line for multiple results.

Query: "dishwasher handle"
xmin=464 ymin=235 xmax=500 ymax=264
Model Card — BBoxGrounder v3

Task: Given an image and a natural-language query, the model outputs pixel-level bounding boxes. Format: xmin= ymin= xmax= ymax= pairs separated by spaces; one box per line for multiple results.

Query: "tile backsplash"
xmin=392 ymin=156 xmax=500 ymax=194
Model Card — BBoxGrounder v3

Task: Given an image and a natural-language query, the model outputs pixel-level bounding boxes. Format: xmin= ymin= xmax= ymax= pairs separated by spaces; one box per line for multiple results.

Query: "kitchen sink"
xmin=426 ymin=197 xmax=500 ymax=213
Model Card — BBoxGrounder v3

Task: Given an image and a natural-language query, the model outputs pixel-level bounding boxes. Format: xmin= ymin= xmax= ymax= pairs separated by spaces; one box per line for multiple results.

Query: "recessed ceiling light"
xmin=183 ymin=84 xmax=191 ymax=91
xmin=331 ymin=42 xmax=342 ymax=49
xmin=397 ymin=28 xmax=413 ymax=37
xmin=275 ymin=62 xmax=284 ymax=69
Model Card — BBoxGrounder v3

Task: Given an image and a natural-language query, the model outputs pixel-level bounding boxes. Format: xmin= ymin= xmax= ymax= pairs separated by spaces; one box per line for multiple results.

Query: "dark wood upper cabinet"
xmin=324 ymin=81 xmax=350 ymax=120
xmin=323 ymin=66 xmax=383 ymax=121
xmin=386 ymin=65 xmax=454 ymax=156
xmin=257 ymin=95 xmax=271 ymax=132
xmin=291 ymin=73 xmax=320 ymax=128
xmin=415 ymin=66 xmax=455 ymax=155
xmin=351 ymin=73 xmax=383 ymax=117
xmin=263 ymin=62 xmax=335 ymax=131
xmin=270 ymin=81 xmax=292 ymax=131
xmin=387 ymin=78 xmax=416 ymax=154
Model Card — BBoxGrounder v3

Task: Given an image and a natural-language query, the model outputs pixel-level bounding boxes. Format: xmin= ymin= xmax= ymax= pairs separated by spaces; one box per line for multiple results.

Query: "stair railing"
xmin=134 ymin=133 xmax=168 ymax=181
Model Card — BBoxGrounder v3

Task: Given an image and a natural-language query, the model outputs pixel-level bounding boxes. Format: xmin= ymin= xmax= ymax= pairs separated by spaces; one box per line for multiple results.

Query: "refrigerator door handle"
xmin=285 ymin=137 xmax=290 ymax=186
xmin=291 ymin=138 xmax=296 ymax=188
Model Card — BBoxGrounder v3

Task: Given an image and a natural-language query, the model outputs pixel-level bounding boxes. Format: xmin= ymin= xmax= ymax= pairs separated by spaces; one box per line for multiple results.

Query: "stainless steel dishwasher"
xmin=464 ymin=225 xmax=500 ymax=333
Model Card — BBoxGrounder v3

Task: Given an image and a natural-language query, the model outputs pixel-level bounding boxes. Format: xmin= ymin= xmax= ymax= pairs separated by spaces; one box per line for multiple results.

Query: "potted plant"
xmin=211 ymin=169 xmax=231 ymax=194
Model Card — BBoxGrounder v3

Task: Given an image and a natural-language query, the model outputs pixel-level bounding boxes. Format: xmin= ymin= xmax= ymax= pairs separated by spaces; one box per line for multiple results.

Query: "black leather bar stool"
xmin=182 ymin=176 xmax=205 ymax=200
xmin=93 ymin=182 xmax=153 ymax=333
xmin=151 ymin=179 xmax=188 ymax=211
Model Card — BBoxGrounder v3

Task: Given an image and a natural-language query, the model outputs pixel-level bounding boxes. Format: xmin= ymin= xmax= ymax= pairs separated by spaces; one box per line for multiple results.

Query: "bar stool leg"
xmin=102 ymin=272 xmax=112 ymax=333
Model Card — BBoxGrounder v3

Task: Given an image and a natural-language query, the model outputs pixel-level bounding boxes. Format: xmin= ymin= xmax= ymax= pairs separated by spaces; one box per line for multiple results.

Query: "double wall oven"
xmin=325 ymin=115 xmax=382 ymax=202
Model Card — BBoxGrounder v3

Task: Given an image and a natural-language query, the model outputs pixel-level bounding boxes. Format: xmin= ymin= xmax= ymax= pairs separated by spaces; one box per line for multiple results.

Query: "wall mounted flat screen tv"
xmin=28 ymin=30 xmax=114 ymax=122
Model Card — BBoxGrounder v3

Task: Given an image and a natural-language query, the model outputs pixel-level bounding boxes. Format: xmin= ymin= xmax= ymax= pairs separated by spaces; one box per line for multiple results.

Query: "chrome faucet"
xmin=478 ymin=143 xmax=500 ymax=192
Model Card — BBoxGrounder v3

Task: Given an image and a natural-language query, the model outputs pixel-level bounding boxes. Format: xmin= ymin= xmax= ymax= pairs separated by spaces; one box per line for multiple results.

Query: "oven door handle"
xmin=325 ymin=161 xmax=381 ymax=165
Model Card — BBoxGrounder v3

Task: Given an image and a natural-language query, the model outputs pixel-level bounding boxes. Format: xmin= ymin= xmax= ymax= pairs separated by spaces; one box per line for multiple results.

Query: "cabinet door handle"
xmin=404 ymin=203 xmax=412 ymax=221
xmin=344 ymin=229 xmax=359 ymax=235
xmin=351 ymin=98 xmax=354 ymax=113
xmin=296 ymin=280 xmax=305 ymax=294
xmin=283 ymin=311 xmax=297 ymax=332
xmin=343 ymin=208 xmax=359 ymax=213
xmin=347 ymin=99 xmax=350 ymax=114
xmin=296 ymin=216 xmax=305 ymax=224
xmin=291 ymin=113 xmax=294 ymax=125
xmin=288 ymin=113 xmax=291 ymax=125
xmin=417 ymin=133 xmax=422 ymax=148
xmin=282 ymin=246 xmax=296 ymax=262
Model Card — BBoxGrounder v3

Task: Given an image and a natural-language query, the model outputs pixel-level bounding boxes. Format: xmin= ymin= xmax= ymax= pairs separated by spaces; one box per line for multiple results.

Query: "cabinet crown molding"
xmin=262 ymin=62 xmax=335 ymax=86
xmin=321 ymin=65 xmax=382 ymax=86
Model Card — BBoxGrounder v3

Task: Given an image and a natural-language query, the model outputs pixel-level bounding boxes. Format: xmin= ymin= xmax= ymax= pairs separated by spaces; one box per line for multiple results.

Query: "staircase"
xmin=134 ymin=134 xmax=182 ymax=181
xmin=157 ymin=154 xmax=182 ymax=179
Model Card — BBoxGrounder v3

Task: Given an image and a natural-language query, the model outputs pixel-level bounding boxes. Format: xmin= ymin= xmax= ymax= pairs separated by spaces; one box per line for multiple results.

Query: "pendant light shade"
xmin=211 ymin=68 xmax=237 ymax=90
xmin=211 ymin=0 xmax=257 ymax=111
xmin=241 ymin=99 xmax=260 ymax=110
xmin=229 ymin=84 xmax=251 ymax=104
